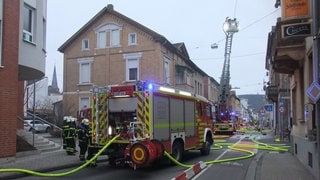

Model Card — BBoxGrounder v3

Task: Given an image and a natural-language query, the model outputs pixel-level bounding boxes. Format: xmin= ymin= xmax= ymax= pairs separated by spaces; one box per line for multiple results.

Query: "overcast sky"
xmin=46 ymin=0 xmax=280 ymax=95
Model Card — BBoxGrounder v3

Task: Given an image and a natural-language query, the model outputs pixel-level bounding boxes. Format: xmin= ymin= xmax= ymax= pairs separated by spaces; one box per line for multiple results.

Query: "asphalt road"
xmin=16 ymin=133 xmax=268 ymax=180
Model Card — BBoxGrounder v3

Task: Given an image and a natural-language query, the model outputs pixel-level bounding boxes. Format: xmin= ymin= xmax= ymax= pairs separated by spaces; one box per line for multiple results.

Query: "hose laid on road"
xmin=164 ymin=133 xmax=290 ymax=167
xmin=164 ymin=142 xmax=255 ymax=167
xmin=0 ymin=130 xmax=291 ymax=177
xmin=0 ymin=134 xmax=120 ymax=177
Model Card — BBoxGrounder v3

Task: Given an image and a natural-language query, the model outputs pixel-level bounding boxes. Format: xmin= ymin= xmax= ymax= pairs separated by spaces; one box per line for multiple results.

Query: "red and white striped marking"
xmin=171 ymin=161 xmax=207 ymax=180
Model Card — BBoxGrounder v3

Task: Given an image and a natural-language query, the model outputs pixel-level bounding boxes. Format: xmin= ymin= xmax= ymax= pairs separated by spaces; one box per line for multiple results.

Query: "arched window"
xmin=95 ymin=23 xmax=122 ymax=48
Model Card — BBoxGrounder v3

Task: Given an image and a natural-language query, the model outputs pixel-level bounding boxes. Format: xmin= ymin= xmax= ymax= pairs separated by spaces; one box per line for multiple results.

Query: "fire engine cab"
xmin=90 ymin=81 xmax=214 ymax=169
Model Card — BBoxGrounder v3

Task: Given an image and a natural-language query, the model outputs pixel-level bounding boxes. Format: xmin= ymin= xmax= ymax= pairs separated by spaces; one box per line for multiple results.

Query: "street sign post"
xmin=264 ymin=104 xmax=273 ymax=112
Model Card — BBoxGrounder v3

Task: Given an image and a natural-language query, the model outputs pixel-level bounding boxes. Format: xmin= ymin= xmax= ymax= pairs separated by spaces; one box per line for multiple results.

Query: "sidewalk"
xmin=0 ymin=148 xmax=109 ymax=179
xmin=246 ymin=134 xmax=317 ymax=180
xmin=259 ymin=152 xmax=316 ymax=180
xmin=0 ymin=134 xmax=317 ymax=180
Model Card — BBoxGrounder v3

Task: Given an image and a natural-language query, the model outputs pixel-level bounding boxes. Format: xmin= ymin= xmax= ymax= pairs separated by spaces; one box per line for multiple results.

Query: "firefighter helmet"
xmin=70 ymin=117 xmax=75 ymax=122
xmin=82 ymin=119 xmax=89 ymax=126
xmin=63 ymin=116 xmax=71 ymax=122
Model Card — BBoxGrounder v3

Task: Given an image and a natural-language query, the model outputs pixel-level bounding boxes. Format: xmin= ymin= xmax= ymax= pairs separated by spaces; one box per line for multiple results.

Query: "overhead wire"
xmin=193 ymin=52 xmax=265 ymax=61
xmin=212 ymin=8 xmax=280 ymax=48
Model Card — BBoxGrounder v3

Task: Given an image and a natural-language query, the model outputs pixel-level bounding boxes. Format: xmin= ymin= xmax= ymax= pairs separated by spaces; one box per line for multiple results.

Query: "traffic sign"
xmin=306 ymin=81 xmax=320 ymax=103
xmin=264 ymin=104 xmax=273 ymax=111
xmin=279 ymin=106 xmax=286 ymax=113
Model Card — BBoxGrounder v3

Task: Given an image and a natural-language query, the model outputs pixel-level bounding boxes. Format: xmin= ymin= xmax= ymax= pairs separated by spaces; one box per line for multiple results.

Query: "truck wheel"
xmin=200 ymin=141 xmax=211 ymax=155
xmin=172 ymin=141 xmax=183 ymax=163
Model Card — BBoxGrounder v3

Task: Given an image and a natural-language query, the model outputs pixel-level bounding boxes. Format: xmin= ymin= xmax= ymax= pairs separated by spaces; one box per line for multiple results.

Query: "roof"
xmin=58 ymin=4 xmax=208 ymax=77
xmin=59 ymin=5 xmax=171 ymax=54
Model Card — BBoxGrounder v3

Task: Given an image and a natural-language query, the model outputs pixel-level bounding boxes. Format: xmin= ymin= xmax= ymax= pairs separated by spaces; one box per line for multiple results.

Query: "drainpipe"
xmin=313 ymin=0 xmax=320 ymax=178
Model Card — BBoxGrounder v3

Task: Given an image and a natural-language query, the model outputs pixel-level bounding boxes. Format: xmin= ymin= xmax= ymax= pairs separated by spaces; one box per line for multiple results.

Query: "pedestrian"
xmin=77 ymin=118 xmax=89 ymax=161
xmin=63 ymin=116 xmax=77 ymax=155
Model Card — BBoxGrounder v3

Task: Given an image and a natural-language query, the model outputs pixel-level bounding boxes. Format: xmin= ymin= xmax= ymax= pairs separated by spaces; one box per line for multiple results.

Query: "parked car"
xmin=24 ymin=120 xmax=51 ymax=133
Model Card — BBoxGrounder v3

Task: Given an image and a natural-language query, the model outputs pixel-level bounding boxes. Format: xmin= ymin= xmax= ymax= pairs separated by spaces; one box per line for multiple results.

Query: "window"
xmin=42 ymin=18 xmax=46 ymax=50
xmin=127 ymin=59 xmax=138 ymax=81
xmin=123 ymin=53 xmax=142 ymax=81
xmin=95 ymin=23 xmax=122 ymax=49
xmin=97 ymin=31 xmax=106 ymax=48
xmin=82 ymin=39 xmax=89 ymax=50
xmin=195 ymin=80 xmax=198 ymax=94
xmin=79 ymin=97 xmax=90 ymax=110
xmin=110 ymin=29 xmax=120 ymax=46
xmin=128 ymin=33 xmax=137 ymax=45
xmin=164 ymin=57 xmax=170 ymax=84
xmin=186 ymin=71 xmax=191 ymax=85
xmin=175 ymin=69 xmax=184 ymax=84
xmin=78 ymin=58 xmax=93 ymax=84
xmin=23 ymin=4 xmax=35 ymax=42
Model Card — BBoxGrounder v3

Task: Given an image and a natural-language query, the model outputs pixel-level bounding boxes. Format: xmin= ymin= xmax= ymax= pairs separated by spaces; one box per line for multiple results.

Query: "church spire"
xmin=48 ymin=65 xmax=60 ymax=94
xmin=52 ymin=66 xmax=58 ymax=89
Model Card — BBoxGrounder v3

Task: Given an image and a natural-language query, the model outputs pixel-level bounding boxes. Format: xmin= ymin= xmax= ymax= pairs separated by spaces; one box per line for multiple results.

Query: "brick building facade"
xmin=0 ymin=0 xmax=47 ymax=158
xmin=59 ymin=4 xmax=220 ymax=117
xmin=0 ymin=0 xmax=20 ymax=158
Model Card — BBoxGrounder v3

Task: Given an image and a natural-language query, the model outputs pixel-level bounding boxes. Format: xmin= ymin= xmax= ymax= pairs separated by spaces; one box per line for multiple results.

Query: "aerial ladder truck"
xmin=214 ymin=17 xmax=239 ymax=134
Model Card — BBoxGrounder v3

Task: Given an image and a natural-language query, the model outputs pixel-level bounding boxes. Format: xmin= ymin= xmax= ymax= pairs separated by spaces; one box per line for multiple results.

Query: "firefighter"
xmin=77 ymin=118 xmax=89 ymax=161
xmin=69 ymin=117 xmax=77 ymax=154
xmin=62 ymin=116 xmax=68 ymax=149
xmin=77 ymin=118 xmax=97 ymax=167
xmin=63 ymin=116 xmax=77 ymax=155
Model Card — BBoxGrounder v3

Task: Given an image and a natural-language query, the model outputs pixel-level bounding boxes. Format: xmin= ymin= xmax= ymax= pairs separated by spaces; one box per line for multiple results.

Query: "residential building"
xmin=0 ymin=0 xmax=47 ymax=158
xmin=58 ymin=4 xmax=219 ymax=117
xmin=265 ymin=0 xmax=319 ymax=178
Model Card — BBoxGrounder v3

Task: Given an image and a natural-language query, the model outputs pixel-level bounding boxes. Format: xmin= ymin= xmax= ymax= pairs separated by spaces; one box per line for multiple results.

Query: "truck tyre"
xmin=200 ymin=135 xmax=212 ymax=155
xmin=172 ymin=141 xmax=183 ymax=163
xmin=200 ymin=141 xmax=211 ymax=155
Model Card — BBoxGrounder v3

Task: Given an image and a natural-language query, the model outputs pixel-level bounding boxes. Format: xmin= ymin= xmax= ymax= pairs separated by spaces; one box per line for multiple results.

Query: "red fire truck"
xmin=89 ymin=81 xmax=214 ymax=169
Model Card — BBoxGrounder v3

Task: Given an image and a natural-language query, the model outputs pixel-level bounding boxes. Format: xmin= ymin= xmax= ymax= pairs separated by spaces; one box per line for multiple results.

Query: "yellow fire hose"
xmin=164 ymin=134 xmax=290 ymax=167
xmin=0 ymin=134 xmax=120 ymax=177
xmin=0 ymin=131 xmax=290 ymax=177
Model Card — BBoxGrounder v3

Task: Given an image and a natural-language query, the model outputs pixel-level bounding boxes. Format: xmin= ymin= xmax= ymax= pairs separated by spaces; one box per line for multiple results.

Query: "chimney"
xmin=107 ymin=4 xmax=114 ymax=10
